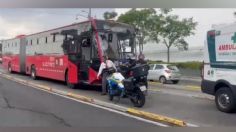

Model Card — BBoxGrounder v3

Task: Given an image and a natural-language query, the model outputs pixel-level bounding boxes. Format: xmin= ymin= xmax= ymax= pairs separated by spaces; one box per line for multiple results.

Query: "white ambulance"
xmin=202 ymin=23 xmax=236 ymax=113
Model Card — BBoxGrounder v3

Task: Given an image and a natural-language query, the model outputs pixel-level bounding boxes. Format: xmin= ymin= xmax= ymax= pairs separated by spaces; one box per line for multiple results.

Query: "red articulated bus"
xmin=2 ymin=19 xmax=138 ymax=88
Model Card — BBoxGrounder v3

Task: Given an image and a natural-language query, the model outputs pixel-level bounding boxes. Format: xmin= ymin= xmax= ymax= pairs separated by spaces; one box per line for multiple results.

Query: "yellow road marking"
xmin=33 ymin=84 xmax=52 ymax=91
xmin=148 ymin=81 xmax=161 ymax=85
xmin=67 ymin=92 xmax=94 ymax=103
xmin=148 ymin=80 xmax=201 ymax=92
xmin=184 ymin=86 xmax=201 ymax=91
xmin=127 ymin=108 xmax=186 ymax=127
xmin=149 ymin=88 xmax=161 ymax=92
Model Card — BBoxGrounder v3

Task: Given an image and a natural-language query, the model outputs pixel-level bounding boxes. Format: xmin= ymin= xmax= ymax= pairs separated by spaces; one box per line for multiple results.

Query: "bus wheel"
xmin=215 ymin=87 xmax=236 ymax=113
xmin=31 ymin=66 xmax=37 ymax=80
xmin=66 ymin=73 xmax=77 ymax=89
xmin=8 ymin=64 xmax=12 ymax=73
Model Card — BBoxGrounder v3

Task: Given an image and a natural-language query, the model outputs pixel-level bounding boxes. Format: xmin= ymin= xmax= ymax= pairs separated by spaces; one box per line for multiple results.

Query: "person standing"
xmin=138 ymin=52 xmax=147 ymax=64
xmin=97 ymin=56 xmax=117 ymax=95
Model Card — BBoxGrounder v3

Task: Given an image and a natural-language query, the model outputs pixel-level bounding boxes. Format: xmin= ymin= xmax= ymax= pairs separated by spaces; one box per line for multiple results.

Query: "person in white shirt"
xmin=97 ymin=55 xmax=117 ymax=95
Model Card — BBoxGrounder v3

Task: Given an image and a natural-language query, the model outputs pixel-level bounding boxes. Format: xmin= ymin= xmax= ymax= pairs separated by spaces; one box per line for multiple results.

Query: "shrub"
xmin=147 ymin=61 xmax=202 ymax=70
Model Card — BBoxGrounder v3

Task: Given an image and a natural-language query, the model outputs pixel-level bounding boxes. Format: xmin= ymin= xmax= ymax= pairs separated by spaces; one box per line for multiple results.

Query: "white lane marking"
xmin=33 ymin=86 xmax=168 ymax=127
xmin=186 ymin=123 xmax=199 ymax=127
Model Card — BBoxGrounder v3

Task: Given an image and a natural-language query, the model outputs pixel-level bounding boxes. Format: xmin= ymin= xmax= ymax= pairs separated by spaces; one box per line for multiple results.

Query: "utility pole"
xmin=88 ymin=8 xmax=91 ymax=19
xmin=75 ymin=8 xmax=92 ymax=21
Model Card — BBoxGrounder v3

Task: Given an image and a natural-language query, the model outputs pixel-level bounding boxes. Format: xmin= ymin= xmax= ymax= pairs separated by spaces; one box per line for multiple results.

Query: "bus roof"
xmin=3 ymin=19 xmax=134 ymax=41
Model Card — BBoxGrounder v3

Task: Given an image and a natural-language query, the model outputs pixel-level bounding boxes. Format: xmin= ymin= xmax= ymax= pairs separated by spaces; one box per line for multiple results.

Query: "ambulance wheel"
xmin=31 ymin=66 xmax=37 ymax=80
xmin=215 ymin=87 xmax=236 ymax=113
xmin=65 ymin=73 xmax=77 ymax=89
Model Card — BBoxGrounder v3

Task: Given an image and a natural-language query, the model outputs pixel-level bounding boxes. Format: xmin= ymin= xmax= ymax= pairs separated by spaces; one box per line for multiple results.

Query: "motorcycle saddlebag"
xmin=123 ymin=78 xmax=134 ymax=90
xmin=131 ymin=64 xmax=149 ymax=78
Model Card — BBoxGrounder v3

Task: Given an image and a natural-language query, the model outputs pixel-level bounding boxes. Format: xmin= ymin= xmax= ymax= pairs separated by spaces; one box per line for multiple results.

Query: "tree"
xmin=117 ymin=8 xmax=157 ymax=52
xmin=151 ymin=9 xmax=197 ymax=63
xmin=103 ymin=11 xmax=118 ymax=20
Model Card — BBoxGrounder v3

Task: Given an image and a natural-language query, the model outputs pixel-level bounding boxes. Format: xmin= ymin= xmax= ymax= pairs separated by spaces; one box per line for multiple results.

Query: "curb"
xmin=149 ymin=81 xmax=201 ymax=92
xmin=148 ymin=81 xmax=161 ymax=85
xmin=0 ymin=72 xmax=189 ymax=127
xmin=67 ymin=92 xmax=94 ymax=103
xmin=182 ymin=76 xmax=201 ymax=80
xmin=127 ymin=108 xmax=186 ymax=127
xmin=149 ymin=88 xmax=214 ymax=100
xmin=185 ymin=85 xmax=201 ymax=89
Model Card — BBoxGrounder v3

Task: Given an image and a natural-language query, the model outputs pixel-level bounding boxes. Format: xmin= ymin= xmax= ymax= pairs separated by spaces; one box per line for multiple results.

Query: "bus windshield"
xmin=95 ymin=21 xmax=136 ymax=60
xmin=99 ymin=32 xmax=135 ymax=59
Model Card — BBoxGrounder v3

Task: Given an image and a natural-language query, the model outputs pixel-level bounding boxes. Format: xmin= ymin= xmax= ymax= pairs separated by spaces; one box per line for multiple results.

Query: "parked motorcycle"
xmin=107 ymin=63 xmax=149 ymax=107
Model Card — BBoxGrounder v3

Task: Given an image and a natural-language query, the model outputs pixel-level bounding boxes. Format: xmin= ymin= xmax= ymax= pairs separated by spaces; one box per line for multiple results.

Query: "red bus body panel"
xmin=2 ymin=55 xmax=20 ymax=72
xmin=2 ymin=19 xmax=104 ymax=86
xmin=25 ymin=55 xmax=69 ymax=81
xmin=68 ymin=60 xmax=78 ymax=83
xmin=25 ymin=55 xmax=81 ymax=83
xmin=89 ymin=67 xmax=100 ymax=84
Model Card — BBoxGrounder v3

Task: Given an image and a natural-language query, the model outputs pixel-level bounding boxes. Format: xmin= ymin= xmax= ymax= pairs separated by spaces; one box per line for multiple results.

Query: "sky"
xmin=116 ymin=8 xmax=236 ymax=52
xmin=0 ymin=8 xmax=236 ymax=51
xmin=0 ymin=8 xmax=114 ymax=39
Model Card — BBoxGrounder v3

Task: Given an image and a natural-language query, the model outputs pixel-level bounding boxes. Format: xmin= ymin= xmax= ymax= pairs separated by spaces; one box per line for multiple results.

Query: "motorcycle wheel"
xmin=130 ymin=89 xmax=145 ymax=107
xmin=109 ymin=93 xmax=114 ymax=101
xmin=107 ymin=85 xmax=114 ymax=101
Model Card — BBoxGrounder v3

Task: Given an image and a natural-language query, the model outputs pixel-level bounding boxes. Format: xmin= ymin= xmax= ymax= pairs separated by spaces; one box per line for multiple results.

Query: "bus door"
xmin=61 ymin=29 xmax=81 ymax=84
xmin=66 ymin=37 xmax=81 ymax=84
xmin=79 ymin=36 xmax=92 ymax=81
xmin=61 ymin=29 xmax=91 ymax=83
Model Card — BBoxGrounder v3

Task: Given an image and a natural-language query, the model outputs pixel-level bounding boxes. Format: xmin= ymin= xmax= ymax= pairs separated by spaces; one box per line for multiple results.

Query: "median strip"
xmin=149 ymin=81 xmax=201 ymax=92
xmin=31 ymin=83 xmax=52 ymax=91
xmin=148 ymin=81 xmax=161 ymax=85
xmin=127 ymin=108 xmax=186 ymax=127
xmin=185 ymin=85 xmax=201 ymax=91
xmin=67 ymin=92 xmax=94 ymax=103
xmin=0 ymin=72 xmax=190 ymax=127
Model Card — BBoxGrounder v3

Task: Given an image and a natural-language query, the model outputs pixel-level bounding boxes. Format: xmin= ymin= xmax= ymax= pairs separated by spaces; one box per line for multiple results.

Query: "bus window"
xmin=81 ymin=37 xmax=91 ymax=47
xmin=68 ymin=39 xmax=77 ymax=54
xmin=120 ymin=39 xmax=131 ymax=53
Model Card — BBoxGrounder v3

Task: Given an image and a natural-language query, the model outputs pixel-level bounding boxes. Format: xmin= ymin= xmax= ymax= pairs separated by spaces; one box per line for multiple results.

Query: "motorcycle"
xmin=107 ymin=62 xmax=149 ymax=107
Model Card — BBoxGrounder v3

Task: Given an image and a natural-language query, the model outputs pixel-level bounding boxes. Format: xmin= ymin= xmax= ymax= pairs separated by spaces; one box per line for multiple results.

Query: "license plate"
xmin=140 ymin=86 xmax=147 ymax=91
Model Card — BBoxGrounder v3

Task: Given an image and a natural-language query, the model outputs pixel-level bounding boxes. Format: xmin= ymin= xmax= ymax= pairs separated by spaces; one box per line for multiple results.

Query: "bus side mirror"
xmin=108 ymin=33 xmax=113 ymax=43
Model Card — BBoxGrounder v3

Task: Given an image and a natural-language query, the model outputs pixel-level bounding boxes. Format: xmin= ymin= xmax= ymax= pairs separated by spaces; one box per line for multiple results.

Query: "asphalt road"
xmin=0 ymin=76 xmax=158 ymax=127
xmin=147 ymin=90 xmax=236 ymax=127
xmin=2 ymin=67 xmax=236 ymax=127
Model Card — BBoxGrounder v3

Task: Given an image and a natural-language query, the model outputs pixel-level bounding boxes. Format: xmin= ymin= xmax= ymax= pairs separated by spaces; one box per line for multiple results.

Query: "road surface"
xmin=1 ymin=66 xmax=236 ymax=127
xmin=0 ymin=76 xmax=158 ymax=127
